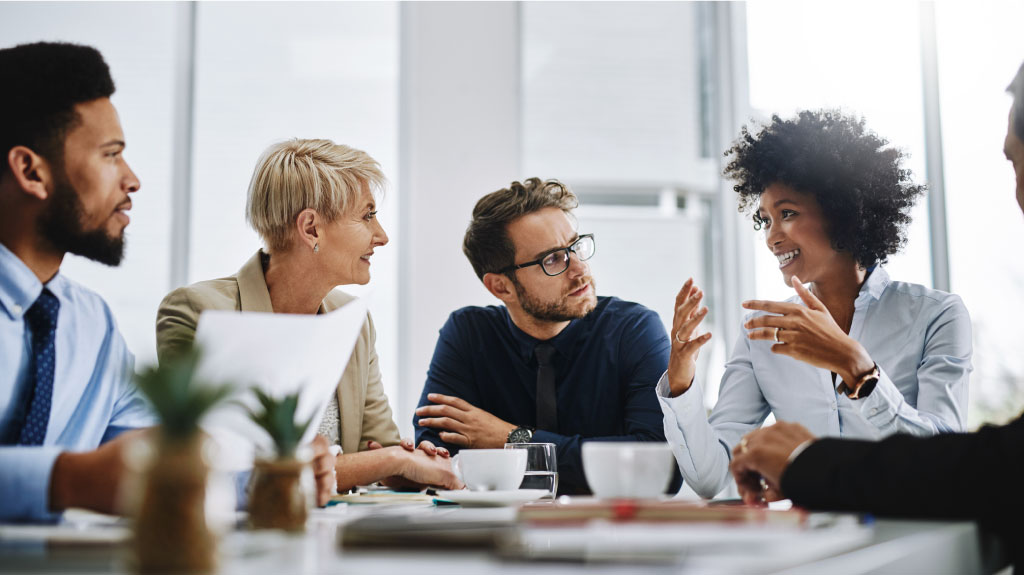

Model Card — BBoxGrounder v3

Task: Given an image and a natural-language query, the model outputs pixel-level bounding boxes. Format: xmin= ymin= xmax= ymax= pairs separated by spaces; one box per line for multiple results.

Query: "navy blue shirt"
xmin=414 ymin=296 xmax=676 ymax=495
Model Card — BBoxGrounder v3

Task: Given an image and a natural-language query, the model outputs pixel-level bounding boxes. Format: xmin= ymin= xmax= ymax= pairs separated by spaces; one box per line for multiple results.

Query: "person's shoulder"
xmin=884 ymin=279 xmax=967 ymax=313
xmin=161 ymin=276 xmax=240 ymax=313
xmin=593 ymin=296 xmax=662 ymax=329
xmin=52 ymin=275 xmax=117 ymax=324
xmin=323 ymin=289 xmax=357 ymax=309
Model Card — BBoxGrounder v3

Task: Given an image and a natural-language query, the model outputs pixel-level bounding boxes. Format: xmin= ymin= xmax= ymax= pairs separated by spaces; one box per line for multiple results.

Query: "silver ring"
xmin=739 ymin=437 xmax=749 ymax=453
xmin=674 ymin=331 xmax=686 ymax=345
xmin=773 ymin=327 xmax=781 ymax=343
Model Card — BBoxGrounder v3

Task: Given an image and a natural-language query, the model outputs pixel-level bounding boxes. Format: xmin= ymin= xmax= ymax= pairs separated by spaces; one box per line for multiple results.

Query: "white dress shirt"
xmin=658 ymin=267 xmax=972 ymax=498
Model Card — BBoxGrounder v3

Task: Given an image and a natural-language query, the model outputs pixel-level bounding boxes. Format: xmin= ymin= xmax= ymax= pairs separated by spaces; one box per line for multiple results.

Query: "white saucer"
xmin=436 ymin=489 xmax=550 ymax=507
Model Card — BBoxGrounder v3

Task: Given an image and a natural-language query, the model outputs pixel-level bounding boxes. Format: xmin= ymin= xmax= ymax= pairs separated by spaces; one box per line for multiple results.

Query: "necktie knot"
xmin=535 ymin=343 xmax=556 ymax=367
xmin=26 ymin=289 xmax=60 ymax=333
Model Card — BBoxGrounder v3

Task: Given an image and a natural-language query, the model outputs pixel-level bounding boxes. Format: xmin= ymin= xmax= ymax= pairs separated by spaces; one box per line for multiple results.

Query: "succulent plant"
xmin=245 ymin=389 xmax=314 ymax=460
xmin=134 ymin=346 xmax=233 ymax=441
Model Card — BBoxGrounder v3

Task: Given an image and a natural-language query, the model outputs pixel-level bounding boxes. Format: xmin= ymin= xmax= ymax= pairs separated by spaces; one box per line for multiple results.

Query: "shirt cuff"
xmin=849 ymin=367 xmax=903 ymax=427
xmin=787 ymin=439 xmax=815 ymax=464
xmin=0 ymin=446 xmax=64 ymax=522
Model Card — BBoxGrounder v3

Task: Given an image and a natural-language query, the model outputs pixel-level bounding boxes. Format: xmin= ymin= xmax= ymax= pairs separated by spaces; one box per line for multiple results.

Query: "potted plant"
xmin=245 ymin=389 xmax=316 ymax=532
xmin=132 ymin=347 xmax=232 ymax=574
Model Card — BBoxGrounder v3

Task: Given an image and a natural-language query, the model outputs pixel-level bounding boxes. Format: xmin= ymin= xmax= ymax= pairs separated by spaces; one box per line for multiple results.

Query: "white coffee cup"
xmin=582 ymin=442 xmax=674 ymax=499
xmin=452 ymin=449 xmax=527 ymax=491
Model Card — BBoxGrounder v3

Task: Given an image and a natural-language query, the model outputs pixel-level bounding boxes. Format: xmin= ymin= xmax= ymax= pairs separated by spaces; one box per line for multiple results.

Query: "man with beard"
xmin=414 ymin=178 xmax=676 ymax=495
xmin=727 ymin=62 xmax=1024 ymax=569
xmin=0 ymin=42 xmax=153 ymax=521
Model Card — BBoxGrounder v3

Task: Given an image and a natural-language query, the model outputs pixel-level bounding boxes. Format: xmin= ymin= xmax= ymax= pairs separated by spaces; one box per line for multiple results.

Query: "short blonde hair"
xmin=246 ymin=139 xmax=386 ymax=252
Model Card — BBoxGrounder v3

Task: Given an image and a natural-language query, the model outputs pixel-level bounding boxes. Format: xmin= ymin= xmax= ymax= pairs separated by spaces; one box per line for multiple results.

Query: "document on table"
xmin=193 ymin=296 xmax=368 ymax=471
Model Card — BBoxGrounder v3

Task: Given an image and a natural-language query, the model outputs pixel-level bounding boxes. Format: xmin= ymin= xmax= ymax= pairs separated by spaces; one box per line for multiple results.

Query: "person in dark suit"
xmin=728 ymin=60 xmax=1024 ymax=556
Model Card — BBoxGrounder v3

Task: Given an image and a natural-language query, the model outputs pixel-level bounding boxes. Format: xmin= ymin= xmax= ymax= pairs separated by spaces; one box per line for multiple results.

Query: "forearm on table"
xmin=334 ymin=448 xmax=405 ymax=492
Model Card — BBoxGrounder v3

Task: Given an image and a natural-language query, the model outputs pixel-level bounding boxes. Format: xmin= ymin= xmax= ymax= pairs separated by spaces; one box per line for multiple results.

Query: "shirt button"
xmin=831 ymin=402 xmax=837 ymax=411
xmin=12 ymin=304 xmax=22 ymax=314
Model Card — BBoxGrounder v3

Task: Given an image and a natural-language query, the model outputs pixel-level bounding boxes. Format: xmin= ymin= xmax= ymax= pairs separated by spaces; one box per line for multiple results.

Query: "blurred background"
xmin=2 ymin=1 xmax=1022 ymax=437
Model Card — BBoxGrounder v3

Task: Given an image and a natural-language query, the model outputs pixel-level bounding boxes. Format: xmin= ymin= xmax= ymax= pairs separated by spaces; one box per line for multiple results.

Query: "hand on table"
xmin=415 ymin=393 xmax=514 ymax=449
xmin=729 ymin=421 xmax=816 ymax=506
xmin=49 ymin=428 xmax=149 ymax=515
xmin=667 ymin=278 xmax=713 ymax=397
xmin=742 ymin=276 xmax=874 ymax=385
xmin=368 ymin=438 xmax=450 ymax=458
xmin=310 ymin=435 xmax=338 ymax=506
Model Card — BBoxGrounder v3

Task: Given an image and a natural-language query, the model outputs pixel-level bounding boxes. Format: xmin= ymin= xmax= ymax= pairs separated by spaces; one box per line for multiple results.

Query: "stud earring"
xmin=313 ymin=243 xmax=319 ymax=254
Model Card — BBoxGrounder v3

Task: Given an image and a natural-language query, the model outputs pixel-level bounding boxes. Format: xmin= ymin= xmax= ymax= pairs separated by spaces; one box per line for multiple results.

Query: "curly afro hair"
xmin=723 ymin=110 xmax=925 ymax=268
xmin=0 ymin=42 xmax=115 ymax=176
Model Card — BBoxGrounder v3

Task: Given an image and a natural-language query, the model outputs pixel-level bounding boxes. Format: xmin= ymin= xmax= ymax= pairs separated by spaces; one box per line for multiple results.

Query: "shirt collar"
xmin=855 ymin=265 xmax=890 ymax=307
xmin=504 ymin=308 xmax=586 ymax=362
xmin=0 ymin=242 xmax=46 ymax=321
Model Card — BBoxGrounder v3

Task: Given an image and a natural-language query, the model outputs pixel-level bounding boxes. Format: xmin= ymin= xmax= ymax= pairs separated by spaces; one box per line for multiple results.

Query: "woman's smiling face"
xmin=757 ymin=183 xmax=855 ymax=287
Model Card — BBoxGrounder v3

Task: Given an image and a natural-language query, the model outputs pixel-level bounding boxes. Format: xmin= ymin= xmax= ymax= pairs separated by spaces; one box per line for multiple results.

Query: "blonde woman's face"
xmin=320 ymin=183 xmax=388 ymax=286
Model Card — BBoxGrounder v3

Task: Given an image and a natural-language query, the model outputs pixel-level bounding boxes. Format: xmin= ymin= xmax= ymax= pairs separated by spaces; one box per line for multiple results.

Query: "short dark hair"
xmin=723 ymin=110 xmax=925 ymax=268
xmin=0 ymin=42 xmax=115 ymax=176
xmin=463 ymin=178 xmax=579 ymax=280
xmin=1008 ymin=62 xmax=1024 ymax=142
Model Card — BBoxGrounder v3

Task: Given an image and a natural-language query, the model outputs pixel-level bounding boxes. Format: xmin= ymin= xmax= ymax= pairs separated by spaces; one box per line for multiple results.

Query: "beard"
xmin=515 ymin=276 xmax=598 ymax=322
xmin=37 ymin=170 xmax=125 ymax=266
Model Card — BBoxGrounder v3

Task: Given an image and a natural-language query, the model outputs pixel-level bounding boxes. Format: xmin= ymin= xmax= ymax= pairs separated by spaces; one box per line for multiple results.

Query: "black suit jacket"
xmin=781 ymin=414 xmax=1024 ymax=568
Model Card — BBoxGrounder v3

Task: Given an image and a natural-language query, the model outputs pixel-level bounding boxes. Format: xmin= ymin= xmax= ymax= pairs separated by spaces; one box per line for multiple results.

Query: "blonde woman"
xmin=156 ymin=139 xmax=461 ymax=492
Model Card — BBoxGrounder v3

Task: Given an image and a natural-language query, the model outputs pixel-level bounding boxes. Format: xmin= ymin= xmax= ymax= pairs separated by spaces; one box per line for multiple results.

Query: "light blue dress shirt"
xmin=658 ymin=267 xmax=972 ymax=498
xmin=0 ymin=243 xmax=155 ymax=521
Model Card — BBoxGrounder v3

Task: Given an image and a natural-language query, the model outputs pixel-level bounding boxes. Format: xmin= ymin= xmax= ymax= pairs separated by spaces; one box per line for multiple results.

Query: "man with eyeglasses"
xmin=414 ymin=178 xmax=677 ymax=495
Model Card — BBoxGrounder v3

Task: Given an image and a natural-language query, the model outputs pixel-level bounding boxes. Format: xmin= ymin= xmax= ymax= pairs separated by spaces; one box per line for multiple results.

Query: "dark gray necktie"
xmin=13 ymin=289 xmax=60 ymax=446
xmin=534 ymin=343 xmax=558 ymax=432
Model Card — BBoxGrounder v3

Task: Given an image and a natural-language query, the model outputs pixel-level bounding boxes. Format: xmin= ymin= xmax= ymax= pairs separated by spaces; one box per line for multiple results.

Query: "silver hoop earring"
xmin=313 ymin=243 xmax=319 ymax=254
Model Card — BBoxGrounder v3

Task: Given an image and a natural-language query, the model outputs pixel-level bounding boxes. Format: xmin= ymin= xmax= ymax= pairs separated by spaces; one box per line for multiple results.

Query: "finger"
xmin=764 ymin=484 xmax=785 ymax=502
xmin=672 ymin=290 xmax=704 ymax=333
xmin=741 ymin=300 xmax=804 ymax=314
xmin=770 ymin=342 xmax=799 ymax=357
xmin=746 ymin=328 xmax=780 ymax=342
xmin=416 ymin=417 xmax=468 ymax=433
xmin=416 ymin=404 xmax=467 ymax=419
xmin=426 ymin=393 xmax=473 ymax=411
xmin=367 ymin=440 xmax=384 ymax=451
xmin=792 ymin=276 xmax=827 ymax=312
xmin=312 ymin=453 xmax=334 ymax=476
xmin=417 ymin=440 xmax=438 ymax=455
xmin=677 ymin=332 xmax=712 ymax=356
xmin=673 ymin=278 xmax=695 ymax=307
xmin=311 ymin=434 xmax=329 ymax=454
xmin=439 ymin=431 xmax=470 ymax=447
xmin=743 ymin=314 xmax=797 ymax=330
xmin=436 ymin=446 xmax=450 ymax=458
xmin=400 ymin=438 xmax=414 ymax=451
xmin=675 ymin=306 xmax=709 ymax=342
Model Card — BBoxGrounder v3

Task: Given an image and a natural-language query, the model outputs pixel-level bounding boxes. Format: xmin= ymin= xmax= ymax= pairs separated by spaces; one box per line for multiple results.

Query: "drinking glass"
xmin=504 ymin=442 xmax=558 ymax=498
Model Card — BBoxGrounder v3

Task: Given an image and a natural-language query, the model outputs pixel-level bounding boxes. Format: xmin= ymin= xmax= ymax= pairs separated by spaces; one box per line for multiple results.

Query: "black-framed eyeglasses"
xmin=500 ymin=234 xmax=596 ymax=277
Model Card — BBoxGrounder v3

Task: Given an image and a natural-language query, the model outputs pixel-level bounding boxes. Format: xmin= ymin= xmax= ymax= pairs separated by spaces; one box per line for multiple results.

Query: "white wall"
xmin=397 ymin=2 xmax=523 ymax=436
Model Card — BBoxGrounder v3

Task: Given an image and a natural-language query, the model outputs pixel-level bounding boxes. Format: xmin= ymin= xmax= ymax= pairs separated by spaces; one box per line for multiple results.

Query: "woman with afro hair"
xmin=657 ymin=110 xmax=972 ymax=499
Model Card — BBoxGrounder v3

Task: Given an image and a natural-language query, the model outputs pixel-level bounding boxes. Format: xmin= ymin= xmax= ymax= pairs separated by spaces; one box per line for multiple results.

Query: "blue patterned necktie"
xmin=17 ymin=289 xmax=60 ymax=446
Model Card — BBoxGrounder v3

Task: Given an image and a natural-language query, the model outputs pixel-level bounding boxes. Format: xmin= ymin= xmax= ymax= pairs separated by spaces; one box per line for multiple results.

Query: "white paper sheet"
xmin=192 ymin=296 xmax=368 ymax=471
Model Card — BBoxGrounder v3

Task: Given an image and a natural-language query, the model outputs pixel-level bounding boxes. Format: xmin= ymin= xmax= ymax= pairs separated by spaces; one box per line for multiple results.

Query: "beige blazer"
xmin=155 ymin=250 xmax=401 ymax=454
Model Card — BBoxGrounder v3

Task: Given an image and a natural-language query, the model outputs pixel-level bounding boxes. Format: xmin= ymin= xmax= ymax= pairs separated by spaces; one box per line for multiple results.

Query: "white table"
xmin=0 ymin=504 xmax=1008 ymax=574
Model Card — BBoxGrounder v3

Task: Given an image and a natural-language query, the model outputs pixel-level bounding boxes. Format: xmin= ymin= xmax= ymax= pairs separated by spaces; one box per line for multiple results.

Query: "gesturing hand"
xmin=729 ymin=422 xmax=816 ymax=506
xmin=666 ymin=278 xmax=713 ymax=397
xmin=742 ymin=275 xmax=874 ymax=386
xmin=415 ymin=393 xmax=514 ymax=449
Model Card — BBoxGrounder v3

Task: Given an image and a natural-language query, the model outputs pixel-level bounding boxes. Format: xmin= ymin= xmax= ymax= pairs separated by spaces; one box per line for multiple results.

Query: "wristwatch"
xmin=837 ymin=363 xmax=880 ymax=400
xmin=507 ymin=426 xmax=534 ymax=444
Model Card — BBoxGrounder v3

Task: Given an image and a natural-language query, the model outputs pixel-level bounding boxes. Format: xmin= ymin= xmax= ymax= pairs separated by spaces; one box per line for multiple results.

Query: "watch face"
xmin=508 ymin=428 xmax=532 ymax=443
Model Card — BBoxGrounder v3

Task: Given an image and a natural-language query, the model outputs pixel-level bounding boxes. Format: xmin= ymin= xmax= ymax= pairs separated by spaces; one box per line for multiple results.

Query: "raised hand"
xmin=742 ymin=275 xmax=874 ymax=386
xmin=666 ymin=278 xmax=713 ymax=396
